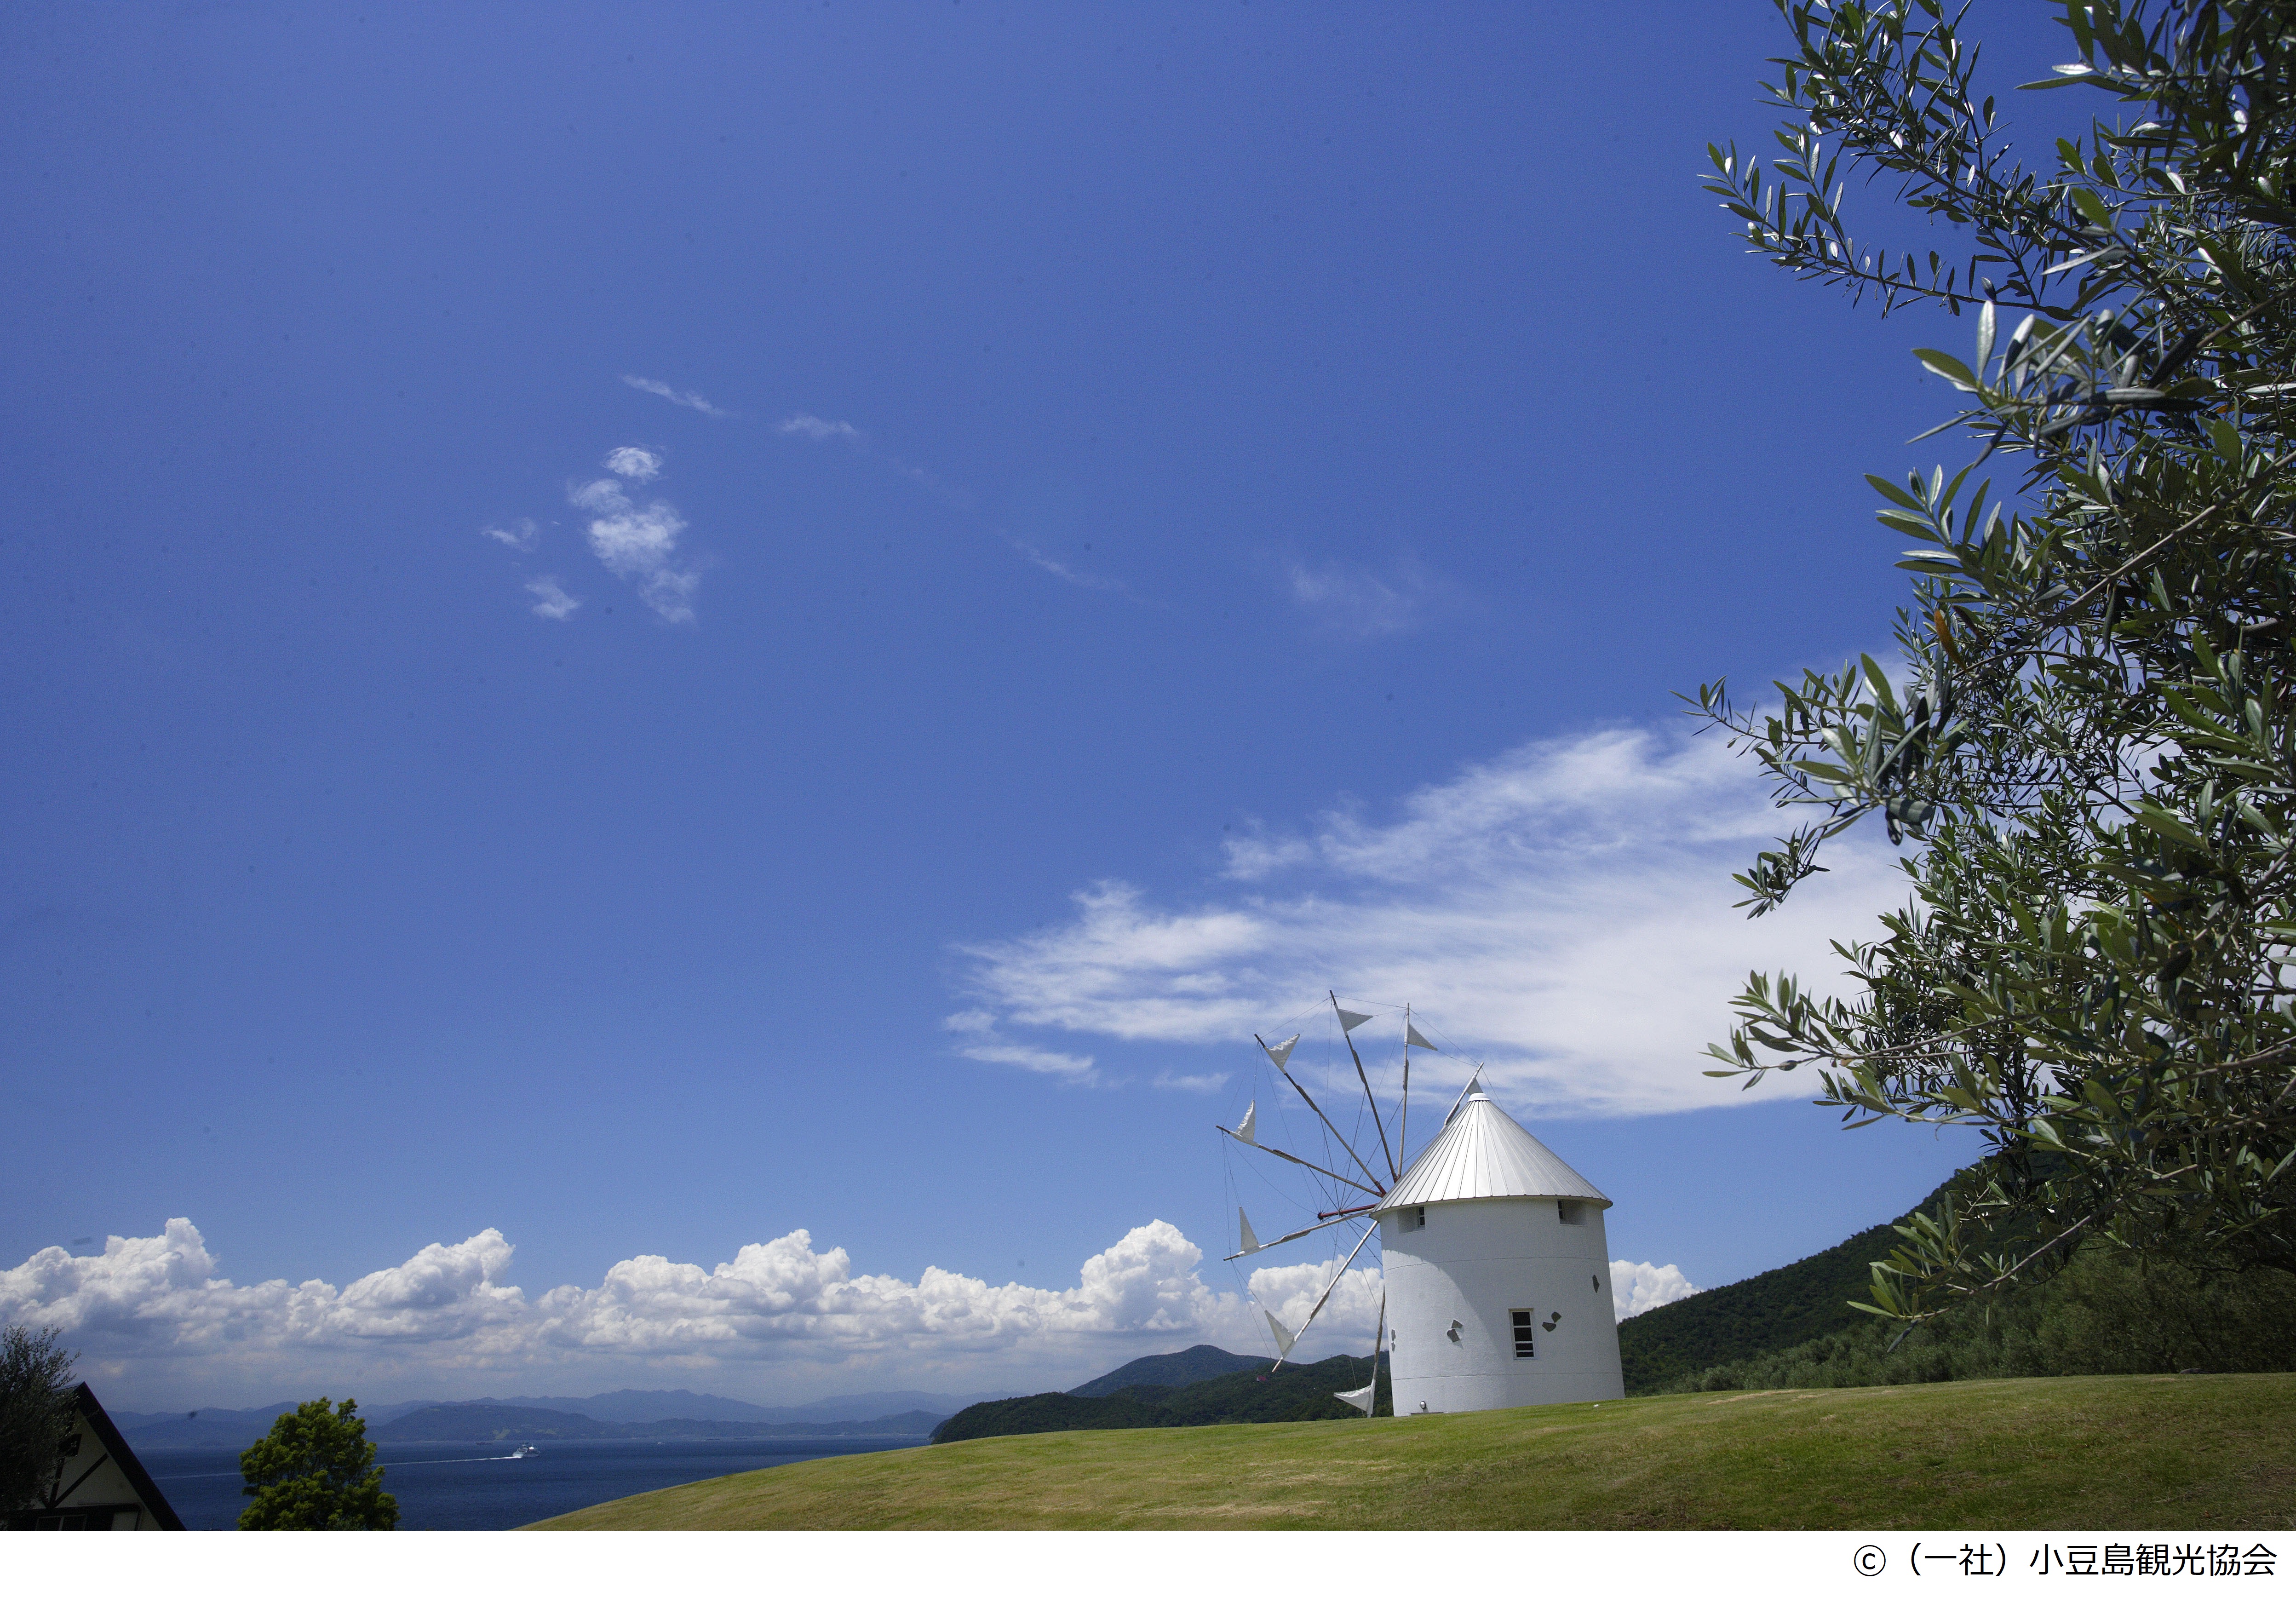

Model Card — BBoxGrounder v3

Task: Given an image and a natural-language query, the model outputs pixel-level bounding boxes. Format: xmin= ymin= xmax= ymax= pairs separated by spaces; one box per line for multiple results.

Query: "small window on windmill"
xmin=1398 ymin=1205 xmax=1426 ymax=1232
xmin=1510 ymin=1310 xmax=1536 ymax=1358
xmin=1557 ymin=1201 xmax=1586 ymax=1225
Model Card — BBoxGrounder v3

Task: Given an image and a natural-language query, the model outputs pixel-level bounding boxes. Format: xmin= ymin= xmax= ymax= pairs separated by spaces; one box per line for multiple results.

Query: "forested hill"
xmin=935 ymin=1356 xmax=1386 ymax=1442
xmin=1618 ymin=1170 xmax=1968 ymax=1394
xmin=1068 ymin=1344 xmax=1269 ymax=1397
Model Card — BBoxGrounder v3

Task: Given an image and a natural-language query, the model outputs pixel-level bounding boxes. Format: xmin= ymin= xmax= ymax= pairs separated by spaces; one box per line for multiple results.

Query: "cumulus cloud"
xmin=779 ymin=414 xmax=862 ymax=442
xmin=570 ymin=453 xmax=700 ymax=623
xmin=481 ymin=517 xmax=539 ymax=552
xmin=1610 ymin=1259 xmax=1700 ymax=1320
xmin=0 ymin=1218 xmax=1401 ymax=1404
xmin=525 ymin=576 xmax=581 ymax=620
xmin=622 ymin=375 xmax=734 ymax=418
xmin=953 ymin=722 xmax=1908 ymax=1117
xmin=603 ymin=446 xmax=663 ymax=482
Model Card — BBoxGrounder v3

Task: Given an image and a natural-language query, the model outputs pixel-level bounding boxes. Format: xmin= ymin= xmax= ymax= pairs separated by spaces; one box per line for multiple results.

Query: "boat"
xmin=508 ymin=1444 xmax=538 ymax=1459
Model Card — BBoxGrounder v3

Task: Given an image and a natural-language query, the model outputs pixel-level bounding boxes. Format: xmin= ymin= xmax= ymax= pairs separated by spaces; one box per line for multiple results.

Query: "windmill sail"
xmin=1223 ymin=1210 xmax=1365 ymax=1261
xmin=1271 ymin=1222 xmax=1379 ymax=1372
xmin=1234 ymin=1101 xmax=1256 ymax=1145
xmin=1237 ymin=1207 xmax=1262 ymax=1256
xmin=1259 ymin=1034 xmax=1300 ymax=1070
xmin=1264 ymin=1310 xmax=1298 ymax=1357
xmin=1406 ymin=1023 xmax=1437 ymax=1051
xmin=1336 ymin=1007 xmax=1374 ymax=1033
xmin=1336 ymin=1290 xmax=1385 ymax=1415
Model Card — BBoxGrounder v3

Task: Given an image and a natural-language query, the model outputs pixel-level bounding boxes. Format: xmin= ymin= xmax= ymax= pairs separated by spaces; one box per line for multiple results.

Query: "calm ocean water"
xmin=144 ymin=1436 xmax=928 ymax=1529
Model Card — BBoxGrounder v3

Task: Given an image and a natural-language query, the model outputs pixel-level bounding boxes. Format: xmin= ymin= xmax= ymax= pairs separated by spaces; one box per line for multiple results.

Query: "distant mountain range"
xmin=113 ymin=1385 xmax=1025 ymax=1449
xmin=373 ymin=1404 xmax=952 ymax=1443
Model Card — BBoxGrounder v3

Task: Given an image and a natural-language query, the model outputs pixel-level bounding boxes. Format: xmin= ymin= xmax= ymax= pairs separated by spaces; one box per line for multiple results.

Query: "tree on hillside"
xmin=1691 ymin=0 xmax=2296 ymax=1325
xmin=0 ymin=1325 xmax=79 ymax=1515
xmin=239 ymin=1397 xmax=399 ymax=1529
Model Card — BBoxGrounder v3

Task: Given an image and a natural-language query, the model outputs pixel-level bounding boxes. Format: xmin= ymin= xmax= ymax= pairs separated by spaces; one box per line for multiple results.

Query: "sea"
xmin=144 ymin=1436 xmax=928 ymax=1530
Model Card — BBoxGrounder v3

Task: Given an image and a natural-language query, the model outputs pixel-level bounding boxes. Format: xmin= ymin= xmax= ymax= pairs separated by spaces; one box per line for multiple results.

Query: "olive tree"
xmin=0 ymin=1325 xmax=79 ymax=1516
xmin=1692 ymin=0 xmax=2296 ymax=1324
xmin=239 ymin=1397 xmax=398 ymax=1530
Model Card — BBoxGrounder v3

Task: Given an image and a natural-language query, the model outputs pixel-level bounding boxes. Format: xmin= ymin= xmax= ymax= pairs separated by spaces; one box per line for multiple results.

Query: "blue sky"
xmin=2 ymin=3 xmax=2072 ymax=1407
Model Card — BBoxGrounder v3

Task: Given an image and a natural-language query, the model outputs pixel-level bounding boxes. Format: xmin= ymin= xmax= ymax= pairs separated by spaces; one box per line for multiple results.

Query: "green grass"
xmin=529 ymin=1373 xmax=2296 ymax=1530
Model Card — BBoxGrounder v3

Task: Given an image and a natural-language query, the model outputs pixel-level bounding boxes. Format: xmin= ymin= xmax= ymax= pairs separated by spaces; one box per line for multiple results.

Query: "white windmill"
xmin=1220 ymin=995 xmax=1625 ymax=1416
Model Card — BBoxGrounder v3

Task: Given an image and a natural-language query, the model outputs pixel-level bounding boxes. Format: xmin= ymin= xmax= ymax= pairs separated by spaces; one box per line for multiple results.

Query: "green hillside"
xmin=1616 ymin=1171 xmax=1964 ymax=1394
xmin=1618 ymin=1161 xmax=2296 ymax=1396
xmin=935 ymin=1356 xmax=1385 ymax=1442
xmin=532 ymin=1373 xmax=2296 ymax=1530
xmin=1067 ymin=1343 xmax=1269 ymax=1397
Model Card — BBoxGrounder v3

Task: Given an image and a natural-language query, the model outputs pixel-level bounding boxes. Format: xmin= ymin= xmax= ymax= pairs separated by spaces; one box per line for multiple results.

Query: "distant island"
xmin=373 ymin=1404 xmax=950 ymax=1444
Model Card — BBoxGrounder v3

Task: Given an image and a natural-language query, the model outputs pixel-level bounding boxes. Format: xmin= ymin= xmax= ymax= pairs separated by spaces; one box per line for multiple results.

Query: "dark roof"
xmin=74 ymin=1384 xmax=186 ymax=1530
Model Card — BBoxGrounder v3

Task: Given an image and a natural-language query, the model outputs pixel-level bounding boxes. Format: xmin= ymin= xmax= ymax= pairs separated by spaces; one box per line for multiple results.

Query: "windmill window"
xmin=1397 ymin=1206 xmax=1426 ymax=1233
xmin=1510 ymin=1310 xmax=1536 ymax=1358
xmin=1557 ymin=1201 xmax=1586 ymax=1225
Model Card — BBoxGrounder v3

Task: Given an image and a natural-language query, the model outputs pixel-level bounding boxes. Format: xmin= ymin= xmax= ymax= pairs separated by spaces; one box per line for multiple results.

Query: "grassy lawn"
xmin=530 ymin=1373 xmax=2295 ymax=1530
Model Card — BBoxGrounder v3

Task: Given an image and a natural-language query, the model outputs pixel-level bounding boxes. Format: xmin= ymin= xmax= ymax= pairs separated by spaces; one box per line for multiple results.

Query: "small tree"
xmin=0 ymin=1325 xmax=79 ymax=1514
xmin=238 ymin=1397 xmax=398 ymax=1530
xmin=1692 ymin=0 xmax=2296 ymax=1325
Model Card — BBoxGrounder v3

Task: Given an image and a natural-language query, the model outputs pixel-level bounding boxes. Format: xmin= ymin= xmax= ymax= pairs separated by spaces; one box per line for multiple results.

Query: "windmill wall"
xmin=1381 ymin=1195 xmax=1626 ymax=1413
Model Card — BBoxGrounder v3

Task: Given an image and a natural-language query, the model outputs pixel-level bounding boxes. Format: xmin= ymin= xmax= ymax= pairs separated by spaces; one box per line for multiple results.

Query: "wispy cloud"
xmin=622 ymin=375 xmax=734 ymax=419
xmin=1284 ymin=554 xmax=1452 ymax=638
xmin=524 ymin=576 xmax=581 ymax=620
xmin=943 ymin=1009 xmax=1098 ymax=1081
xmin=481 ymin=517 xmax=539 ymax=552
xmin=953 ymin=720 xmax=1907 ymax=1118
xmin=778 ymin=414 xmax=862 ymax=443
xmin=959 ymin=1041 xmax=1100 ymax=1080
xmin=1151 ymin=1071 xmax=1230 ymax=1094
xmin=569 ymin=448 xmax=700 ymax=623
xmin=1005 ymin=536 xmax=1126 ymax=593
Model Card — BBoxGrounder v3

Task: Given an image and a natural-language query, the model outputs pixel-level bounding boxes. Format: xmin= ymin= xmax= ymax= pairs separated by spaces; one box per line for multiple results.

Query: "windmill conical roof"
xmin=1375 ymin=1087 xmax=1610 ymax=1211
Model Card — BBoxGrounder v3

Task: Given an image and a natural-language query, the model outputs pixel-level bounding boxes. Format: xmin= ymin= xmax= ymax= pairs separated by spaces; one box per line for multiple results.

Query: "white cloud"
xmin=0 ymin=1218 xmax=1391 ymax=1406
xmin=1610 ymin=1259 xmax=1700 ymax=1320
xmin=1284 ymin=556 xmax=1450 ymax=638
xmin=481 ymin=517 xmax=539 ymax=552
xmin=622 ymin=375 xmax=733 ymax=419
xmin=953 ymin=722 xmax=1908 ymax=1117
xmin=779 ymin=414 xmax=862 ymax=442
xmin=957 ymin=1041 xmax=1098 ymax=1080
xmin=4 ymin=1221 xmax=1697 ymax=1406
xmin=569 ymin=465 xmax=700 ymax=623
xmin=1151 ymin=1072 xmax=1230 ymax=1093
xmin=603 ymin=446 xmax=663 ymax=482
xmin=1006 ymin=536 xmax=1125 ymax=593
xmin=525 ymin=576 xmax=581 ymax=620
xmin=943 ymin=1009 xmax=1097 ymax=1080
